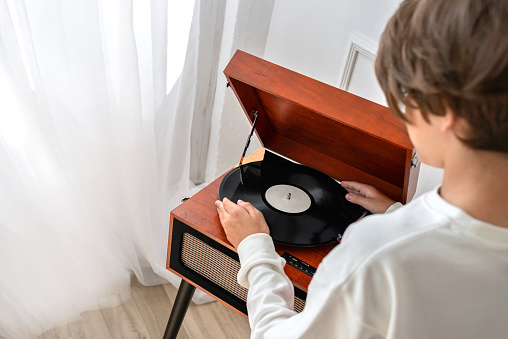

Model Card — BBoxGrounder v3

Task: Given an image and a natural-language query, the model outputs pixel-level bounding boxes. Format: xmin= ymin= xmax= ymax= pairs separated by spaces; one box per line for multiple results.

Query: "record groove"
xmin=219 ymin=151 xmax=365 ymax=247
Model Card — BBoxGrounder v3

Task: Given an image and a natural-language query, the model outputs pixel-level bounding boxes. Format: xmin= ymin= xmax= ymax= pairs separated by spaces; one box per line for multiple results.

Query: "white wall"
xmin=264 ymin=0 xmax=400 ymax=86
xmin=206 ymin=0 xmax=443 ymax=200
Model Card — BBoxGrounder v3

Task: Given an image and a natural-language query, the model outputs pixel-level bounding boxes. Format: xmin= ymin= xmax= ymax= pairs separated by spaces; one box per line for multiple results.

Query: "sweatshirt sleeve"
xmin=237 ymin=233 xmax=298 ymax=334
xmin=237 ymin=233 xmax=288 ymax=289
xmin=236 ymin=233 xmax=387 ymax=339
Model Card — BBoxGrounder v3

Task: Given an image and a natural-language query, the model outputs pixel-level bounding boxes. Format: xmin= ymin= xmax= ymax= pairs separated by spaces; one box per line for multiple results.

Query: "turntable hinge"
xmin=411 ymin=153 xmax=419 ymax=168
xmin=226 ymin=82 xmax=230 ymax=88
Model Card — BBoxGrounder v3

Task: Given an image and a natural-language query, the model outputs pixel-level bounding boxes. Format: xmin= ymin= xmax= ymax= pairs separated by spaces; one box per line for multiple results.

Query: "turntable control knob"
xmin=286 ymin=193 xmax=291 ymax=200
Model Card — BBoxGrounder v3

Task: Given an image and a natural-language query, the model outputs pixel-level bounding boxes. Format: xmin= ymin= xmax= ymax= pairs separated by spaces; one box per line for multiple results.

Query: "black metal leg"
xmin=163 ymin=280 xmax=196 ymax=339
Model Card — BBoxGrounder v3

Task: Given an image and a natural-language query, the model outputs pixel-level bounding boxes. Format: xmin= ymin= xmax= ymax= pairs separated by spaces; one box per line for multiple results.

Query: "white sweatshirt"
xmin=237 ymin=188 xmax=508 ymax=339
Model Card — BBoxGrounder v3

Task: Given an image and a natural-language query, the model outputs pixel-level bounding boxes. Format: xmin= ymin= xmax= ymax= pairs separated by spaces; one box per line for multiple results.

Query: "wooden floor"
xmin=35 ymin=277 xmax=251 ymax=339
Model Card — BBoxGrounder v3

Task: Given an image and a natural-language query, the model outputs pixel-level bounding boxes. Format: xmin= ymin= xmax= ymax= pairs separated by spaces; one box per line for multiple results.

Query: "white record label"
xmin=264 ymin=184 xmax=312 ymax=214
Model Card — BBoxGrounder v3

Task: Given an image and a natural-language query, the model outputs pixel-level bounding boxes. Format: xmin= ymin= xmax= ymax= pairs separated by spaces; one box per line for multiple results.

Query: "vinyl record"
xmin=218 ymin=151 xmax=365 ymax=247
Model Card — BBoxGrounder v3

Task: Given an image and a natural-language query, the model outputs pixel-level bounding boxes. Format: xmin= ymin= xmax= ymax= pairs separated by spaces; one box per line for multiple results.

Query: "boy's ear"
xmin=441 ymin=108 xmax=457 ymax=132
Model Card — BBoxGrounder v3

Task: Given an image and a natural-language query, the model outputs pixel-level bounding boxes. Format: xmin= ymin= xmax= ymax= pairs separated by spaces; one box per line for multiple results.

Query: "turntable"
xmin=163 ymin=50 xmax=419 ymax=338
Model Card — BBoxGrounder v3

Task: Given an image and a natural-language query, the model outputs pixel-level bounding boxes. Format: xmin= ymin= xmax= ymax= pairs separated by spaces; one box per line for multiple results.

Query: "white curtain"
xmin=0 ymin=0 xmax=213 ymax=337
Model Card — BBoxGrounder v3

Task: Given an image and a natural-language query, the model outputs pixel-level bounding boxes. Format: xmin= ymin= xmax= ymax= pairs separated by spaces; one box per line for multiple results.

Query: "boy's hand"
xmin=216 ymin=198 xmax=270 ymax=249
xmin=341 ymin=181 xmax=397 ymax=214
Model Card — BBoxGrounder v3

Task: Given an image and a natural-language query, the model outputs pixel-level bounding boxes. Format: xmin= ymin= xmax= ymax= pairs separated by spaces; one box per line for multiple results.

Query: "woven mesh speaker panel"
xmin=181 ymin=232 xmax=306 ymax=313
xmin=294 ymin=295 xmax=305 ymax=313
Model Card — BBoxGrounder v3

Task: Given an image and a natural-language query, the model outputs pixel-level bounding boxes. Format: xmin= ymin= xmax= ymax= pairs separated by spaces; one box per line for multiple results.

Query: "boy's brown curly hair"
xmin=376 ymin=0 xmax=508 ymax=152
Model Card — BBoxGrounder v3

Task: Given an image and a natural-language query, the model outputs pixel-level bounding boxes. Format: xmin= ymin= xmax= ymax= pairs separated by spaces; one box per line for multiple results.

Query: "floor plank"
xmin=99 ymin=297 xmax=150 ymax=339
xmin=130 ymin=278 xmax=174 ymax=338
xmin=161 ymin=284 xmax=251 ymax=339
xmin=68 ymin=310 xmax=113 ymax=339
xmin=39 ymin=324 xmax=72 ymax=339
xmin=33 ymin=276 xmax=251 ymax=339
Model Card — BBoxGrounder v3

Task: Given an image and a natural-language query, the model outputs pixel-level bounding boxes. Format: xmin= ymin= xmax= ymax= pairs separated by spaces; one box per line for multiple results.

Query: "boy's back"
xmin=316 ymin=188 xmax=508 ymax=338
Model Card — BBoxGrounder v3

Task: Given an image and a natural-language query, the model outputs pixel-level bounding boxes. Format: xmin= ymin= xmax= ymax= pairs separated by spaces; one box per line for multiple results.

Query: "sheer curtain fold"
xmin=0 ymin=0 xmax=210 ymax=337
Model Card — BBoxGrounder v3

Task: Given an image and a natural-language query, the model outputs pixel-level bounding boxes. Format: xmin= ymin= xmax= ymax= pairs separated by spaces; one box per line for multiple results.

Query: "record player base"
xmin=163 ymin=149 xmax=329 ymax=338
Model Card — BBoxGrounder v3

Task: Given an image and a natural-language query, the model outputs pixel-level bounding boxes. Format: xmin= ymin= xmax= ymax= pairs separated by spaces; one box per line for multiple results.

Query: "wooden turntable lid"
xmin=224 ymin=50 xmax=416 ymax=202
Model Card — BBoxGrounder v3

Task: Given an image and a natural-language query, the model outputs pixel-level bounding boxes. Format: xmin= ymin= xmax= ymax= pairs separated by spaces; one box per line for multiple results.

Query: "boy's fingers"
xmin=342 ymin=181 xmax=364 ymax=193
xmin=215 ymin=200 xmax=225 ymax=218
xmin=346 ymin=193 xmax=371 ymax=210
xmin=216 ymin=200 xmax=232 ymax=220
xmin=345 ymin=188 xmax=361 ymax=195
xmin=342 ymin=181 xmax=373 ymax=197
xmin=217 ymin=209 xmax=225 ymax=224
xmin=220 ymin=197 xmax=252 ymax=219
xmin=237 ymin=199 xmax=257 ymax=216
xmin=221 ymin=197 xmax=237 ymax=214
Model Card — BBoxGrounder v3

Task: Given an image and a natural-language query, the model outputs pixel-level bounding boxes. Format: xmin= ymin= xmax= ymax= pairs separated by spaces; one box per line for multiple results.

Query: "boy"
xmin=216 ymin=0 xmax=508 ymax=337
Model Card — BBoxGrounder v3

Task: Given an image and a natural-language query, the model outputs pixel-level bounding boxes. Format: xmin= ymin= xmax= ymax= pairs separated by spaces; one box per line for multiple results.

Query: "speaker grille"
xmin=181 ymin=232 xmax=306 ymax=313
xmin=294 ymin=295 xmax=305 ymax=313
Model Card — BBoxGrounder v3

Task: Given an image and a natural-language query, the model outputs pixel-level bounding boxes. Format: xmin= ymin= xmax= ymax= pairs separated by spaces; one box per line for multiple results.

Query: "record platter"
xmin=219 ymin=149 xmax=366 ymax=247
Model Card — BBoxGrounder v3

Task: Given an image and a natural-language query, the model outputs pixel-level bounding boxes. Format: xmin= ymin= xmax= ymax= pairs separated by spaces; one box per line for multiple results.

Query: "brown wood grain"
xmin=224 ymin=50 xmax=413 ymax=149
xmin=256 ymin=89 xmax=407 ymax=187
xmin=224 ymin=50 xmax=417 ymax=203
